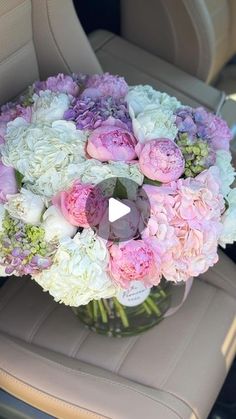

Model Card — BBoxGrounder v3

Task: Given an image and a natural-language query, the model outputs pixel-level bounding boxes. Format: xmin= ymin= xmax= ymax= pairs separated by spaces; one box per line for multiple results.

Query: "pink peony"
xmin=109 ymin=240 xmax=161 ymax=288
xmin=138 ymin=138 xmax=185 ymax=182
xmin=87 ymin=125 xmax=137 ymax=162
xmin=0 ymin=162 xmax=17 ymax=203
xmin=35 ymin=74 xmax=79 ymax=97
xmin=53 ymin=181 xmax=107 ymax=228
xmin=81 ymin=73 xmax=129 ymax=99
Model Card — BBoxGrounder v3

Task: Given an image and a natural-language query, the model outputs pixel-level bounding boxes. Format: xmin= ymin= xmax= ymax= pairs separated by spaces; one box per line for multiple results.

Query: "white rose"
xmin=215 ymin=150 xmax=236 ymax=197
xmin=126 ymin=85 xmax=181 ymax=116
xmin=31 ymin=90 xmax=70 ymax=123
xmin=42 ymin=206 xmax=77 ymax=242
xmin=219 ymin=188 xmax=236 ymax=247
xmin=131 ymin=106 xmax=178 ymax=143
xmin=33 ymin=229 xmax=117 ymax=306
xmin=4 ymin=188 xmax=44 ymax=224
xmin=0 ymin=204 xmax=5 ymax=231
xmin=2 ymin=120 xmax=87 ymax=197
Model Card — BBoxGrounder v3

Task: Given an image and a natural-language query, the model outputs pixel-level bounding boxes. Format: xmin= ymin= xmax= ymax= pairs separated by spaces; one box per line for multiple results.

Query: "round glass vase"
xmin=72 ymin=281 xmax=171 ymax=337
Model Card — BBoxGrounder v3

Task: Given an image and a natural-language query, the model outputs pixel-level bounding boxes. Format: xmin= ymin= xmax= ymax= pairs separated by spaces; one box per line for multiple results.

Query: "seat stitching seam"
xmin=0 ymin=369 xmax=107 ymax=418
xmin=91 ymin=33 xmax=116 ymax=52
xmin=159 ymin=289 xmax=217 ymax=389
xmin=0 ymin=0 xmax=29 ymax=19
xmin=46 ymin=1 xmax=71 ymax=73
xmin=99 ymin=47 xmax=218 ymax=110
xmin=71 ymin=329 xmax=90 ymax=358
xmin=0 ymin=40 xmax=34 ymax=67
xmin=28 ymin=304 xmax=57 ymax=344
xmin=0 ymin=368 xmax=183 ymax=418
xmin=115 ymin=336 xmax=140 ymax=373
xmin=0 ymin=280 xmax=28 ymax=313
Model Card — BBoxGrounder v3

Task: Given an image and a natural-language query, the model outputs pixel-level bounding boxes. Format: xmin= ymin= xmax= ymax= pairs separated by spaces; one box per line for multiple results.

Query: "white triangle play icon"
xmin=108 ymin=198 xmax=131 ymax=223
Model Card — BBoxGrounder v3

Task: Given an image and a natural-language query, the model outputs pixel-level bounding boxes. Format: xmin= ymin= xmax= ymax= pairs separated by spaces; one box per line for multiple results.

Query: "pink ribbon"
xmin=164 ymin=277 xmax=194 ymax=318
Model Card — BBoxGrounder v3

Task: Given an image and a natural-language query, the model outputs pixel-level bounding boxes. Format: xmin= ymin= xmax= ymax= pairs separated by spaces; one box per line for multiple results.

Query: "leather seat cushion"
xmin=0 ymin=271 xmax=235 ymax=418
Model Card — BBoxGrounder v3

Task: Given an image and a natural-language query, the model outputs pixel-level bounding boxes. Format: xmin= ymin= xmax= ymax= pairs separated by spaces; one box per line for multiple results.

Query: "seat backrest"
xmin=0 ymin=0 xmax=102 ymax=105
xmin=121 ymin=0 xmax=236 ymax=83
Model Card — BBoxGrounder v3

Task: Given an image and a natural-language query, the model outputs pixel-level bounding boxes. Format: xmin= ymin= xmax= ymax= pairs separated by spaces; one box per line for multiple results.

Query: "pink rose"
xmin=109 ymin=240 xmax=161 ymax=288
xmin=87 ymin=125 xmax=137 ymax=162
xmin=138 ymin=139 xmax=185 ymax=182
xmin=81 ymin=73 xmax=128 ymax=99
xmin=53 ymin=181 xmax=107 ymax=227
xmin=0 ymin=161 xmax=17 ymax=203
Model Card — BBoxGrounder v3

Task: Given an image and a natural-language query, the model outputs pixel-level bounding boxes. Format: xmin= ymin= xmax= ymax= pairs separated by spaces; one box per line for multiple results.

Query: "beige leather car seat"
xmin=121 ymin=0 xmax=236 ymax=85
xmin=0 ymin=0 xmax=102 ymax=105
xmin=0 ymin=1 xmax=236 ymax=418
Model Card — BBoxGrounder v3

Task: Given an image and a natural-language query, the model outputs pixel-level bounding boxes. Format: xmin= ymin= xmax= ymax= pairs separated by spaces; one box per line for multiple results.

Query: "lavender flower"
xmin=64 ymin=96 xmax=132 ymax=131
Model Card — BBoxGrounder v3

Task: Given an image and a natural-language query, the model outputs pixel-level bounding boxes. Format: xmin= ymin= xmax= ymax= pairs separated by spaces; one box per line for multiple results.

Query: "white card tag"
xmin=117 ymin=280 xmax=151 ymax=307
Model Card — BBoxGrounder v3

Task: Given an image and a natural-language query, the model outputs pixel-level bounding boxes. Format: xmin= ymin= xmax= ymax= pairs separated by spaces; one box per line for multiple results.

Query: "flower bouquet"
xmin=0 ymin=72 xmax=235 ymax=337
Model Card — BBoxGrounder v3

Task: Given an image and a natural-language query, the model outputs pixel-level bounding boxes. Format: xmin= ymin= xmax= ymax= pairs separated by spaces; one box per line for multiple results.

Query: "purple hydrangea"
xmin=0 ymin=215 xmax=55 ymax=276
xmin=64 ymin=96 xmax=132 ymax=131
xmin=175 ymin=106 xmax=232 ymax=151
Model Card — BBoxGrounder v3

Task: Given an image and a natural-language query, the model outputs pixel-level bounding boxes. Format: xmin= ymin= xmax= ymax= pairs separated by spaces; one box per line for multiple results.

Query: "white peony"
xmin=126 ymin=85 xmax=181 ymax=116
xmin=33 ymin=229 xmax=117 ymax=306
xmin=2 ymin=119 xmax=87 ymax=197
xmin=31 ymin=90 xmax=70 ymax=123
xmin=4 ymin=188 xmax=45 ymax=225
xmin=0 ymin=204 xmax=5 ymax=231
xmin=219 ymin=188 xmax=236 ymax=248
xmin=131 ymin=106 xmax=178 ymax=143
xmin=42 ymin=205 xmax=77 ymax=242
xmin=215 ymin=150 xmax=236 ymax=197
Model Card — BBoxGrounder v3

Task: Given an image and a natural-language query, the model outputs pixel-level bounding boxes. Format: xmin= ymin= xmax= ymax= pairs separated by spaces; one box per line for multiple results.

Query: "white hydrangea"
xmin=31 ymin=90 xmax=70 ymax=123
xmin=64 ymin=159 xmax=144 ymax=198
xmin=219 ymin=188 xmax=236 ymax=248
xmin=126 ymin=85 xmax=181 ymax=116
xmin=33 ymin=229 xmax=117 ymax=306
xmin=215 ymin=150 xmax=236 ymax=197
xmin=42 ymin=206 xmax=77 ymax=242
xmin=2 ymin=119 xmax=88 ymax=197
xmin=131 ymin=106 xmax=178 ymax=143
xmin=5 ymin=188 xmax=45 ymax=225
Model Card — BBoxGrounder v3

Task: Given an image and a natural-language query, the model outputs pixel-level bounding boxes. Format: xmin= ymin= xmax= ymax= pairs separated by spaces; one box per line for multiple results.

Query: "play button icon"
xmin=86 ymin=177 xmax=151 ymax=242
xmin=108 ymin=198 xmax=131 ymax=222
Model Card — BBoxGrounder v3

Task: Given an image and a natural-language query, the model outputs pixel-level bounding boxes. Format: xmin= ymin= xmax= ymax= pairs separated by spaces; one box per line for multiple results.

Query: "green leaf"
xmin=113 ymin=179 xmax=128 ymax=199
xmin=143 ymin=176 xmax=161 ymax=186
xmin=15 ymin=170 xmax=24 ymax=189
